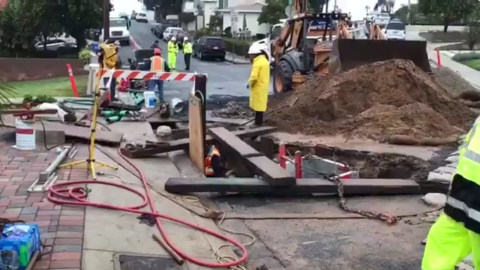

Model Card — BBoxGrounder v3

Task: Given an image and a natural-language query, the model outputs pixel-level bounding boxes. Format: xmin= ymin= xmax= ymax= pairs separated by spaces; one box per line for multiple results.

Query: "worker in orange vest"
xmin=205 ymin=145 xmax=221 ymax=177
xmin=149 ymin=48 xmax=170 ymax=102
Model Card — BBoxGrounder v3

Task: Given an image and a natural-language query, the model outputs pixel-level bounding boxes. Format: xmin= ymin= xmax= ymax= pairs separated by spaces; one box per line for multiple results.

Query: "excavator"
xmin=272 ymin=0 xmax=431 ymax=94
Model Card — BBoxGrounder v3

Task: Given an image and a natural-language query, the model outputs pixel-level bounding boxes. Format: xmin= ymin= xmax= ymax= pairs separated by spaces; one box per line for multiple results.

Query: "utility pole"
xmin=407 ymin=0 xmax=411 ymax=25
xmin=103 ymin=0 xmax=110 ymax=40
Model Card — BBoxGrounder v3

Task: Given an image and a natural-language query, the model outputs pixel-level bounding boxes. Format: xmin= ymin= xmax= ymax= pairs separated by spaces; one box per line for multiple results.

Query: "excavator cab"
xmin=272 ymin=12 xmax=348 ymax=94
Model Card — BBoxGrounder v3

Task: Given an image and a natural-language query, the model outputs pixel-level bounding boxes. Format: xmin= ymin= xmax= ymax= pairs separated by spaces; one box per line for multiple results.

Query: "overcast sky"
xmin=329 ymin=0 xmax=417 ymax=20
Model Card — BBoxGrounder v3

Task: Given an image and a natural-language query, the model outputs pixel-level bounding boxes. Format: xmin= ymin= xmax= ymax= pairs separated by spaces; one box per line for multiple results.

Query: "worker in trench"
xmin=205 ymin=145 xmax=222 ymax=177
xmin=148 ymin=48 xmax=170 ymax=102
xmin=246 ymin=42 xmax=270 ymax=126
xmin=422 ymin=116 xmax=480 ymax=270
xmin=167 ymin=36 xmax=179 ymax=71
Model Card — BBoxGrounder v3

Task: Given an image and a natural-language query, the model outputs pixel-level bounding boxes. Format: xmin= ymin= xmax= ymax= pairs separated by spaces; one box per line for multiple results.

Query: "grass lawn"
xmin=5 ymin=76 xmax=89 ymax=98
xmin=461 ymin=59 xmax=480 ymax=71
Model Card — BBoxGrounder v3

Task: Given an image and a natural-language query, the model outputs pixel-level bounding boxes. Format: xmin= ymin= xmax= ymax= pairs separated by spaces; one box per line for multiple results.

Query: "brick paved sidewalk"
xmin=0 ymin=141 xmax=88 ymax=270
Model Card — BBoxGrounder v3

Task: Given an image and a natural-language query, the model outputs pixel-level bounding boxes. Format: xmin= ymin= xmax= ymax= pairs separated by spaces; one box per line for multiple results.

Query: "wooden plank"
xmin=120 ymin=126 xmax=277 ymax=158
xmin=209 ymin=127 xmax=295 ymax=186
xmin=209 ymin=127 xmax=259 ymax=157
xmin=188 ymin=93 xmax=205 ymax=173
xmin=165 ymin=177 xmax=448 ymax=195
xmin=1 ymin=115 xmax=123 ymax=145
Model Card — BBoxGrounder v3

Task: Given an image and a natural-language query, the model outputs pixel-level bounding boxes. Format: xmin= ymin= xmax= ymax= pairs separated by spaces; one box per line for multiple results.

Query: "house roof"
xmin=218 ymin=3 xmax=264 ymax=12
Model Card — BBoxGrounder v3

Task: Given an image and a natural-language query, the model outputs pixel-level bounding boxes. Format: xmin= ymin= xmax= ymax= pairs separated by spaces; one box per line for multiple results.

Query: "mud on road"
xmin=213 ymin=195 xmax=436 ymax=270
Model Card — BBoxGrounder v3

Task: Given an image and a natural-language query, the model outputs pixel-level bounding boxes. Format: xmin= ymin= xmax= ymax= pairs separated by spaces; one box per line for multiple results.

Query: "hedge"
xmin=452 ymin=52 xmax=480 ymax=62
xmin=223 ymin=38 xmax=251 ymax=58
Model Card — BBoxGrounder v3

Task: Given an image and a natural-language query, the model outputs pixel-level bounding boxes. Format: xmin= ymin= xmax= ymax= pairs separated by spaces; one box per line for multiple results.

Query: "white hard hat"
xmin=248 ymin=42 xmax=268 ymax=55
xmin=171 ymin=36 xmax=176 ymax=41
xmin=184 ymin=37 xmax=189 ymax=41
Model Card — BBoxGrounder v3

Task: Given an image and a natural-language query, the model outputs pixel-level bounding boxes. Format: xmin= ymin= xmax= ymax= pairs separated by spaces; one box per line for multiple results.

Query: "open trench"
xmin=257 ymin=138 xmax=454 ymax=181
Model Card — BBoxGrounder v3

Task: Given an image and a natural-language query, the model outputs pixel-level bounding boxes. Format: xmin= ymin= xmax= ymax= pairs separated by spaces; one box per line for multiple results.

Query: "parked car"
xmin=135 ymin=12 xmax=148 ymax=23
xmin=34 ymin=38 xmax=76 ymax=51
xmin=192 ymin=36 xmax=226 ymax=61
xmin=162 ymin=27 xmax=183 ymax=42
xmin=384 ymin=19 xmax=406 ymax=40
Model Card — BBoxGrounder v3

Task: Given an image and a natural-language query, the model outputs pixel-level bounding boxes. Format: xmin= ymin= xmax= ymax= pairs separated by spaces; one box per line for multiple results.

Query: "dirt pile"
xmin=265 ymin=59 xmax=475 ymax=141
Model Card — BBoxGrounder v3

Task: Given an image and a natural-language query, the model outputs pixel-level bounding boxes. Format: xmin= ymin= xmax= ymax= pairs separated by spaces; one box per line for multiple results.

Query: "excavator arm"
xmin=272 ymin=0 xmax=309 ymax=64
xmin=369 ymin=24 xmax=386 ymax=40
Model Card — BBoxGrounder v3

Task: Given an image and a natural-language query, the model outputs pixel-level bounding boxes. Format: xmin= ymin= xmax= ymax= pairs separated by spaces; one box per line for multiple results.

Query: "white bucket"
xmin=13 ymin=118 xmax=36 ymax=151
xmin=144 ymin=91 xmax=157 ymax=108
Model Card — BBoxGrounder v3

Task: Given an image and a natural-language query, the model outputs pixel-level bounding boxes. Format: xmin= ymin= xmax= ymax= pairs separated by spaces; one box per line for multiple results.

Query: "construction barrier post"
xmin=278 ymin=143 xmax=286 ymax=169
xmin=66 ymin=64 xmax=79 ymax=97
xmin=436 ymin=50 xmax=442 ymax=68
xmin=294 ymin=151 xmax=302 ymax=178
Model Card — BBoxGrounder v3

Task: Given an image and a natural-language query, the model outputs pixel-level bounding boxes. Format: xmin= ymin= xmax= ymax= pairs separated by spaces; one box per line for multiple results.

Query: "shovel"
xmin=240 ymin=96 xmax=298 ymax=126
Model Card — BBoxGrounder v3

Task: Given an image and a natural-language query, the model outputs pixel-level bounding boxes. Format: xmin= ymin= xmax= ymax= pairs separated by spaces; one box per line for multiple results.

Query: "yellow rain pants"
xmin=422 ymin=213 xmax=480 ymax=269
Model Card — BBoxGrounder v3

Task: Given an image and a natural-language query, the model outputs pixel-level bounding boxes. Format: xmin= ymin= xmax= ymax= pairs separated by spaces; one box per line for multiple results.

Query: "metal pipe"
xmin=170 ymin=98 xmax=186 ymax=115
xmin=45 ymin=146 xmax=72 ymax=175
xmin=28 ymin=146 xmax=76 ymax=193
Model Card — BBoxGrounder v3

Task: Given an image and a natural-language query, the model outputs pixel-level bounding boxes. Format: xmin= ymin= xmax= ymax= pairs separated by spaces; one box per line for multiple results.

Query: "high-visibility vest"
xmin=150 ymin=56 xmax=164 ymax=72
xmin=168 ymin=41 xmax=178 ymax=53
xmin=183 ymin=43 xmax=193 ymax=54
xmin=205 ymin=146 xmax=220 ymax=176
xmin=444 ymin=122 xmax=480 ymax=233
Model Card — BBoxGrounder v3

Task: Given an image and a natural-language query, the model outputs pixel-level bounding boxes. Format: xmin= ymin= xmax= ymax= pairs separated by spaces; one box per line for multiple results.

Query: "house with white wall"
xmin=217 ymin=1 xmax=269 ymax=36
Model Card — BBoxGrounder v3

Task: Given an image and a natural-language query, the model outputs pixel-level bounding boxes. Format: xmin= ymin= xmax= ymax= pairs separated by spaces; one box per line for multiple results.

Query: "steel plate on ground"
xmin=114 ymin=254 xmax=186 ymax=270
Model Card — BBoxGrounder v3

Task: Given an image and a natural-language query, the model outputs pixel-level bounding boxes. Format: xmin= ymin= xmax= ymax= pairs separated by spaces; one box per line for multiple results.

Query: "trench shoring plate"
xmin=114 ymin=253 xmax=186 ymax=270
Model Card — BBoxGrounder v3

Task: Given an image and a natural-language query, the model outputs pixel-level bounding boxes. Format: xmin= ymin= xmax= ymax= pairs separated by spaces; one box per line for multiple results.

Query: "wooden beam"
xmin=165 ymin=177 xmax=448 ymax=195
xmin=120 ymin=126 xmax=277 ymax=158
xmin=209 ymin=127 xmax=295 ymax=186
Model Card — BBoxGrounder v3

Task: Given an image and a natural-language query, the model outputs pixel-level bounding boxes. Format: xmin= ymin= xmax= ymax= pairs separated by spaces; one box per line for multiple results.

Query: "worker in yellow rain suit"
xmin=246 ymin=42 xmax=270 ymax=126
xmin=422 ymin=116 xmax=480 ymax=270
xmin=167 ymin=36 xmax=179 ymax=71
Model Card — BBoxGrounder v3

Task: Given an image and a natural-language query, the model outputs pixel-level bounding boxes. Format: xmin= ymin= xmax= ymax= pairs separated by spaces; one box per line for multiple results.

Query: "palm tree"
xmin=373 ymin=0 xmax=395 ymax=13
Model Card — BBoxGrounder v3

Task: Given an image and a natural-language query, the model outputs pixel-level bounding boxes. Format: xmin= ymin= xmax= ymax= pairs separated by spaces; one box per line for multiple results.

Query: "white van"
xmin=385 ymin=20 xmax=406 ymax=40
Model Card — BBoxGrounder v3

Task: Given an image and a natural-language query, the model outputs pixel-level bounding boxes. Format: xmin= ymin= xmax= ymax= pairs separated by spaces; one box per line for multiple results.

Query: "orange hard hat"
xmin=154 ymin=48 xmax=161 ymax=55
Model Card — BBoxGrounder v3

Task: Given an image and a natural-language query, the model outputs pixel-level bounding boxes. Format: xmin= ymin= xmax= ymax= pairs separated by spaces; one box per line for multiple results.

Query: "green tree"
xmin=56 ymin=0 xmax=102 ymax=49
xmin=258 ymin=0 xmax=326 ymax=25
xmin=258 ymin=0 xmax=288 ymax=25
xmin=394 ymin=4 xmax=418 ymax=24
xmin=419 ymin=0 xmax=475 ymax=32
xmin=465 ymin=2 xmax=480 ymax=49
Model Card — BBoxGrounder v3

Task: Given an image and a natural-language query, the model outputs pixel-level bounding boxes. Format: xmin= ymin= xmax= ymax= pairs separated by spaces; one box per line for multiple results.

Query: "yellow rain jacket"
xmin=248 ymin=54 xmax=270 ymax=112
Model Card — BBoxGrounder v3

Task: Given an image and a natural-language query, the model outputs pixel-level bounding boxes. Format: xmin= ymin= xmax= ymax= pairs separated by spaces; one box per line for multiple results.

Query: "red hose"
xmin=47 ymin=148 xmax=248 ymax=268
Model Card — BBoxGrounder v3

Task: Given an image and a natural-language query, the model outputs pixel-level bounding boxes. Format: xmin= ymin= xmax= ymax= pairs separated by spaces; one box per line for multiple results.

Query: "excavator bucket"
xmin=329 ymin=39 xmax=431 ymax=74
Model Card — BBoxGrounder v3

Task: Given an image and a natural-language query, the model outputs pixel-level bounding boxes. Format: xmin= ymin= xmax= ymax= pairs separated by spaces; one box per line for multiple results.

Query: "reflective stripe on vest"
xmin=150 ymin=56 xmax=164 ymax=71
xmin=447 ymin=196 xmax=480 ymax=221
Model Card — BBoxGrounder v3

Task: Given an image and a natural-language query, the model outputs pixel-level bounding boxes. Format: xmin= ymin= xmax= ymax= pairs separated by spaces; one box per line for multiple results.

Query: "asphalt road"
xmin=117 ymin=20 xmax=259 ymax=104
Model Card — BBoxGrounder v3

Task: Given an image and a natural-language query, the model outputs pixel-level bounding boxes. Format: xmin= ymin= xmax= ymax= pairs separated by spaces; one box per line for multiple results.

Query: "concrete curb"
xmin=224 ymin=58 xmax=251 ymax=65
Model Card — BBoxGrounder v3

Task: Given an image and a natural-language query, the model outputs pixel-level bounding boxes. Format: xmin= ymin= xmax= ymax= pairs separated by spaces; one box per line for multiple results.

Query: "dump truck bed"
xmin=329 ymin=39 xmax=431 ymax=74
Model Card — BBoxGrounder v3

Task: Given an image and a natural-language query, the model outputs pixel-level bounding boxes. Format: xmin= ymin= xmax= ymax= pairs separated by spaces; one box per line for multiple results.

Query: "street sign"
xmin=230 ymin=9 xmax=238 ymax=31
xmin=285 ymin=5 xmax=292 ymax=17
